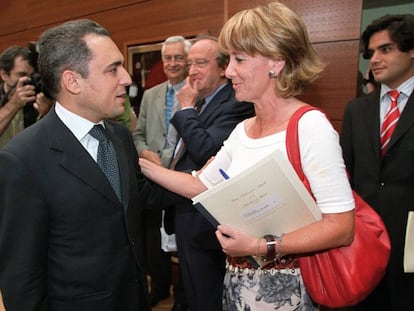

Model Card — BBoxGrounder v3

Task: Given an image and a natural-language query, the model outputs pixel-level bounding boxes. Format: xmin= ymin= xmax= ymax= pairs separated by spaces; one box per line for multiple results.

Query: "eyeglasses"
xmin=186 ymin=59 xmax=211 ymax=69
xmin=162 ymin=55 xmax=186 ymax=63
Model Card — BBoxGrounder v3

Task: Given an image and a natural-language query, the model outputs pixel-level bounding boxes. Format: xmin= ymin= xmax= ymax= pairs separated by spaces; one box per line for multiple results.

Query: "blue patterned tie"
xmin=165 ymin=86 xmax=175 ymax=132
xmin=89 ymin=125 xmax=122 ymax=201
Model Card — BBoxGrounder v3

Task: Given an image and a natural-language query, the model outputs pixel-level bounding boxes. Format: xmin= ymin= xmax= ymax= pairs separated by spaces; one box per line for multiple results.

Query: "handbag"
xmin=160 ymin=210 xmax=177 ymax=252
xmin=285 ymin=105 xmax=391 ymax=308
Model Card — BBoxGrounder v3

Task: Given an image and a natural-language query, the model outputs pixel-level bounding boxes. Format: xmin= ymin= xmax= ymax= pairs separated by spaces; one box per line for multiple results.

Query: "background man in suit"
xmin=168 ymin=36 xmax=254 ymax=311
xmin=0 ymin=19 xmax=149 ymax=311
xmin=133 ymin=35 xmax=191 ymax=310
xmin=341 ymin=14 xmax=414 ymax=310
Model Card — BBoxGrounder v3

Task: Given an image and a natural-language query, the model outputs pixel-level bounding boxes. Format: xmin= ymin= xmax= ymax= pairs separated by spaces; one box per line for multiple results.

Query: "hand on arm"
xmin=139 ymin=157 xmax=207 ymax=198
xmin=139 ymin=149 xmax=162 ymax=166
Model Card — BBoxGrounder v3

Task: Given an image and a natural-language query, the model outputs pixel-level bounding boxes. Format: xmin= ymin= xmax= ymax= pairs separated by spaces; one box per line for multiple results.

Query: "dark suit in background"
xmin=340 ymin=13 xmax=414 ymax=310
xmin=171 ymin=80 xmax=254 ymax=311
xmin=341 ymin=89 xmax=414 ymax=310
xmin=164 ymin=37 xmax=254 ymax=311
xmin=133 ymin=36 xmax=191 ymax=310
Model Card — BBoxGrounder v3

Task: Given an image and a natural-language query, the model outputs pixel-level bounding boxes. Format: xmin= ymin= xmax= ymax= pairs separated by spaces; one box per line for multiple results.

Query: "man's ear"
xmin=0 ymin=69 xmax=9 ymax=83
xmin=61 ymin=70 xmax=81 ymax=94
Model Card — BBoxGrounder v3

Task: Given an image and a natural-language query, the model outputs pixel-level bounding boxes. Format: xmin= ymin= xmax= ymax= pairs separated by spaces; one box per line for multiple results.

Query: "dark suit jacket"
xmin=171 ymin=80 xmax=254 ymax=248
xmin=341 ymin=89 xmax=414 ymax=307
xmin=167 ymin=81 xmax=254 ymax=311
xmin=0 ymin=109 xmax=149 ymax=311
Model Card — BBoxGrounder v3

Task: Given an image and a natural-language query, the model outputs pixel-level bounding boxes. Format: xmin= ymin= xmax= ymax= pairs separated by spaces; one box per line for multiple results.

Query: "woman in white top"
xmin=140 ymin=2 xmax=355 ymax=310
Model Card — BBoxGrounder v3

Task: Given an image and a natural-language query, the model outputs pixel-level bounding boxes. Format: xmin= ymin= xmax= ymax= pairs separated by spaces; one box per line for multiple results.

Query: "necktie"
xmin=169 ymin=97 xmax=205 ymax=169
xmin=195 ymin=97 xmax=206 ymax=114
xmin=89 ymin=125 xmax=122 ymax=201
xmin=380 ymin=90 xmax=400 ymax=157
xmin=166 ymin=86 xmax=175 ymax=133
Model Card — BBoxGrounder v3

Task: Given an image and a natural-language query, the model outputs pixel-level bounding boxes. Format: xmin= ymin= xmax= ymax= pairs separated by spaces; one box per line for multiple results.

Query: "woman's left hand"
xmin=215 ymin=224 xmax=257 ymax=257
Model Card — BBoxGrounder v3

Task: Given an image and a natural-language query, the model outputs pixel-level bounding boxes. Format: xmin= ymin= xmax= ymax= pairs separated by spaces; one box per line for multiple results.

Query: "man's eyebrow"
xmin=369 ymin=42 xmax=395 ymax=51
xmin=106 ymin=60 xmax=123 ymax=69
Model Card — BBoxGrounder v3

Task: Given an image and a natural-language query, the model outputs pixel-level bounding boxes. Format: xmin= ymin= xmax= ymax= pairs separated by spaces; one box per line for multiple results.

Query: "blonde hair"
xmin=219 ymin=1 xmax=325 ymax=97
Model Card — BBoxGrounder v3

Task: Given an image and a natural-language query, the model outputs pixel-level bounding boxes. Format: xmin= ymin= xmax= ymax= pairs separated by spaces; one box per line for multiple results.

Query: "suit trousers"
xmin=175 ymin=205 xmax=226 ymax=311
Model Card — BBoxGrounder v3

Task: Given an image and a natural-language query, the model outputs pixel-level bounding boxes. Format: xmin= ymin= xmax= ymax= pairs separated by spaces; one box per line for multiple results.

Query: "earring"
xmin=268 ymin=70 xmax=276 ymax=79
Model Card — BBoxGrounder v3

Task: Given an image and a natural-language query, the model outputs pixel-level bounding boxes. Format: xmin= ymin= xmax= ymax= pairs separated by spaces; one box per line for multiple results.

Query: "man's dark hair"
xmin=0 ymin=46 xmax=31 ymax=75
xmin=362 ymin=14 xmax=414 ymax=59
xmin=38 ymin=19 xmax=110 ymax=99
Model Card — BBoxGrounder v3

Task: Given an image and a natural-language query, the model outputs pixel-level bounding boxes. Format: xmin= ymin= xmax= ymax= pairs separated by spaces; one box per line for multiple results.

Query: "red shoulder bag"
xmin=285 ymin=105 xmax=391 ymax=308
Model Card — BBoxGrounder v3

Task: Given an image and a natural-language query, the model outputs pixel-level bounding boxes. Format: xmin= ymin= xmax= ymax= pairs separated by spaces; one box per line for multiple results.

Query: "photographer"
xmin=0 ymin=45 xmax=53 ymax=147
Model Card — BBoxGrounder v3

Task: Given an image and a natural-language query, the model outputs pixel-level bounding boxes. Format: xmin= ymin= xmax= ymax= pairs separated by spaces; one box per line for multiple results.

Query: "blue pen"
xmin=219 ymin=168 xmax=230 ymax=180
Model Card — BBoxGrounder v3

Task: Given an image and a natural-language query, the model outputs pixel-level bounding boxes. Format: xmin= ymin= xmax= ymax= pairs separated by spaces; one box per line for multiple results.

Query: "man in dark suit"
xmin=167 ymin=37 xmax=254 ymax=311
xmin=133 ymin=35 xmax=191 ymax=310
xmin=341 ymin=14 xmax=414 ymax=310
xmin=0 ymin=19 xmax=149 ymax=311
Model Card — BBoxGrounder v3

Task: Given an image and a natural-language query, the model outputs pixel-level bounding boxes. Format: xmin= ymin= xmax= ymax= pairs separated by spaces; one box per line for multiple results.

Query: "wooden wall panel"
xmin=0 ymin=0 xmax=224 ymax=54
xmin=23 ymin=0 xmax=147 ymax=29
xmin=0 ymin=0 xmax=363 ymax=132
xmin=0 ymin=0 xmax=147 ymax=37
xmin=284 ymin=0 xmax=363 ymax=42
xmin=0 ymin=1 xmax=29 ymax=35
xmin=299 ymin=41 xmax=361 ymax=132
xmin=226 ymin=0 xmax=362 ymax=41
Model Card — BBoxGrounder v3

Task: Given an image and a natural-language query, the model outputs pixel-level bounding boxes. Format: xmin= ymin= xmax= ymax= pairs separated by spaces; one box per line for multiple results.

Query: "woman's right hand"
xmin=139 ymin=157 xmax=159 ymax=178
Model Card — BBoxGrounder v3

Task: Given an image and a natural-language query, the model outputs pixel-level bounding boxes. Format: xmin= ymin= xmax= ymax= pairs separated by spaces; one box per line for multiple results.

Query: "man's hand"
xmin=0 ymin=77 xmax=36 ymax=135
xmin=8 ymin=77 xmax=36 ymax=109
xmin=176 ymin=77 xmax=199 ymax=109
xmin=33 ymin=92 xmax=54 ymax=116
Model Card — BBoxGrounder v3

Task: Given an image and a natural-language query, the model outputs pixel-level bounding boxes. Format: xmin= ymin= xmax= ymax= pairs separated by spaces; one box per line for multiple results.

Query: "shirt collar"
xmin=380 ymin=75 xmax=414 ymax=100
xmin=204 ymin=81 xmax=227 ymax=105
xmin=168 ymin=79 xmax=186 ymax=93
xmin=55 ymin=102 xmax=104 ymax=142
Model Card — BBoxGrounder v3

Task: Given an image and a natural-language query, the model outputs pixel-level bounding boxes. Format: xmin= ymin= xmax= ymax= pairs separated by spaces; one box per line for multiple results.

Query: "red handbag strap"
xmin=286 ymin=105 xmax=323 ymax=192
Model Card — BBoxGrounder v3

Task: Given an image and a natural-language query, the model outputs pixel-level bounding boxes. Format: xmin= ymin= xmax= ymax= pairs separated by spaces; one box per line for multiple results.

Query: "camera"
xmin=24 ymin=42 xmax=51 ymax=98
xmin=23 ymin=72 xmax=45 ymax=95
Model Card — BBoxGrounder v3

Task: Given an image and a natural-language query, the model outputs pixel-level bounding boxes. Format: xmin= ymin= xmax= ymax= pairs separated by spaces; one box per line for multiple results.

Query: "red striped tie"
xmin=380 ymin=90 xmax=400 ymax=157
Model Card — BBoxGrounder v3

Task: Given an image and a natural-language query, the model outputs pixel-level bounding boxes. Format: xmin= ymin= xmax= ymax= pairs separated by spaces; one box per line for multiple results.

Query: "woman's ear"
xmin=61 ymin=70 xmax=81 ymax=94
xmin=271 ymin=58 xmax=286 ymax=76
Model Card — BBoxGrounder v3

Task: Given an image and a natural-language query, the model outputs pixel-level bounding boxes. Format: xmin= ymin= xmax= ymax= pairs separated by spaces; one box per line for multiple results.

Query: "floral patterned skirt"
xmin=222 ymin=262 xmax=317 ymax=311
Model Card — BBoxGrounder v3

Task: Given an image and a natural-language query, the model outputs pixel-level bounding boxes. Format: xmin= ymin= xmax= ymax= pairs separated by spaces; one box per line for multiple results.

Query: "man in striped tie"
xmin=341 ymin=13 xmax=414 ymax=311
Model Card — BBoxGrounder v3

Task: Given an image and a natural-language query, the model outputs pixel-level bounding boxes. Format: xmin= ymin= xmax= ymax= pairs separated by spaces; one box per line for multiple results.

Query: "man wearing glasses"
xmin=133 ymin=35 xmax=191 ymax=311
xmin=166 ymin=36 xmax=254 ymax=311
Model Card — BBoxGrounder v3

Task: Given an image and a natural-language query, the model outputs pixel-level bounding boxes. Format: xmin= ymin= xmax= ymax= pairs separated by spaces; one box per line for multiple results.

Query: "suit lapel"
xmin=45 ymin=111 xmax=121 ymax=205
xmin=387 ymin=91 xmax=414 ymax=153
xmin=199 ymin=81 xmax=231 ymax=120
xmin=174 ymin=82 xmax=231 ymax=162
xmin=361 ymin=91 xmax=382 ymax=162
